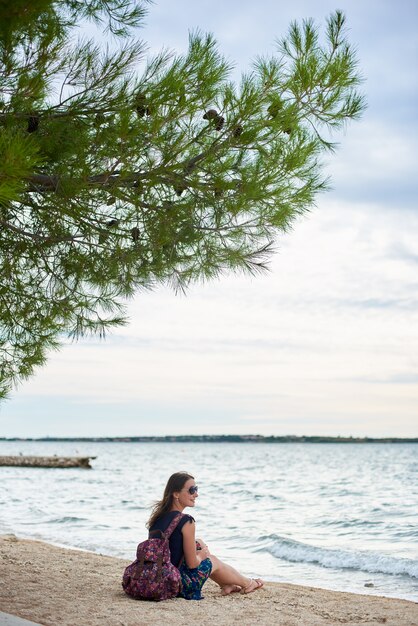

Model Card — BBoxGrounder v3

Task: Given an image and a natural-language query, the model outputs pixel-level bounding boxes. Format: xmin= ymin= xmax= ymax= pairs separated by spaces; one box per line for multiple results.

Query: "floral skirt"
xmin=178 ymin=558 xmax=212 ymax=600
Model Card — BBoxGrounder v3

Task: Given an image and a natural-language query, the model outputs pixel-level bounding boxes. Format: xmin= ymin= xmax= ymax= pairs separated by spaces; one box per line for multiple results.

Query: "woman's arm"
xmin=181 ymin=520 xmax=207 ymax=568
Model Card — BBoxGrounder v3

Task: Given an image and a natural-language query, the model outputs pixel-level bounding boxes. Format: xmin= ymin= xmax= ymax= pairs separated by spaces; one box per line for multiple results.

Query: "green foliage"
xmin=0 ymin=2 xmax=365 ymax=399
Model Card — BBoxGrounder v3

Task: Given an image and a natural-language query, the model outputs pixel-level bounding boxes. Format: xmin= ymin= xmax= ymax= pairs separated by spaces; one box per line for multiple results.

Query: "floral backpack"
xmin=122 ymin=512 xmax=185 ymax=601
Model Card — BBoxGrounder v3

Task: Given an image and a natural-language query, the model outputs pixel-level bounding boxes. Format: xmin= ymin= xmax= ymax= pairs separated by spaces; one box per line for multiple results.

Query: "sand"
xmin=0 ymin=535 xmax=417 ymax=626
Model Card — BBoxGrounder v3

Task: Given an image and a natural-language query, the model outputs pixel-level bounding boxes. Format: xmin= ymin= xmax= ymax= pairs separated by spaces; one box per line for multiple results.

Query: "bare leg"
xmin=196 ymin=539 xmax=240 ymax=594
xmin=220 ymin=584 xmax=241 ymax=596
xmin=208 ymin=554 xmax=264 ymax=594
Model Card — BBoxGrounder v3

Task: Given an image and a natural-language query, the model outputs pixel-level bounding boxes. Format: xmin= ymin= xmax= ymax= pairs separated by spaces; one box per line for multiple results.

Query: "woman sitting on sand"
xmin=147 ymin=471 xmax=264 ymax=600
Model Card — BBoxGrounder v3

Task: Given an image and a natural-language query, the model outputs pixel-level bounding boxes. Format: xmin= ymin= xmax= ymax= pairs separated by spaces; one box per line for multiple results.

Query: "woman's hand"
xmin=195 ymin=538 xmax=210 ymax=562
xmin=197 ymin=545 xmax=210 ymax=560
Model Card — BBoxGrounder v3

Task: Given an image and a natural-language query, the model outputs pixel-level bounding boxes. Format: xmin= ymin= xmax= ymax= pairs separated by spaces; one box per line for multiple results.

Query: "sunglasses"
xmin=186 ymin=485 xmax=198 ymax=495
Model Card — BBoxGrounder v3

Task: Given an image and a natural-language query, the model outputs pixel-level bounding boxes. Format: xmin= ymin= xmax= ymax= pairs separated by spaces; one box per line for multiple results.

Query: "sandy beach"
xmin=1 ymin=535 xmax=417 ymax=626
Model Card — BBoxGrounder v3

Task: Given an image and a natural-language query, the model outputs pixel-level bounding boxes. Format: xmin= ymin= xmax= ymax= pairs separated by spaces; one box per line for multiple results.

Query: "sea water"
xmin=0 ymin=441 xmax=417 ymax=601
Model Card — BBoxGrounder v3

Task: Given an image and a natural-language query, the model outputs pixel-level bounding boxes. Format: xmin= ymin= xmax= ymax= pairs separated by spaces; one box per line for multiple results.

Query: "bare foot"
xmin=221 ymin=584 xmax=242 ymax=595
xmin=241 ymin=578 xmax=264 ymax=594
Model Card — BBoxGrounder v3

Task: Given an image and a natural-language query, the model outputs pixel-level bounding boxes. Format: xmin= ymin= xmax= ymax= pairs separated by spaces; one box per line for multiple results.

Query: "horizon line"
xmin=1 ymin=434 xmax=417 ymax=442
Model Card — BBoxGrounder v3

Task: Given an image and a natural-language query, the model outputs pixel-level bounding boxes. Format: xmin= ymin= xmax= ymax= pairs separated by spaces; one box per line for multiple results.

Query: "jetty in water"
xmin=0 ymin=456 xmax=96 ymax=469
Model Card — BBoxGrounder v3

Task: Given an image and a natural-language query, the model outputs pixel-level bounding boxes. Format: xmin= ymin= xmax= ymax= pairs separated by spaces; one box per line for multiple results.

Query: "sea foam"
xmin=258 ymin=534 xmax=418 ymax=579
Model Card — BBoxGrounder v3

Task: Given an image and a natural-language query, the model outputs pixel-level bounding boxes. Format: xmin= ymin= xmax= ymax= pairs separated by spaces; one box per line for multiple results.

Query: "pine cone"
xmin=94 ymin=113 xmax=106 ymax=127
xmin=232 ymin=124 xmax=243 ymax=137
xmin=215 ymin=115 xmax=225 ymax=131
xmin=131 ymin=227 xmax=140 ymax=242
xmin=27 ymin=115 xmax=39 ymax=133
xmin=135 ymin=93 xmax=147 ymax=118
xmin=174 ymin=182 xmax=187 ymax=196
xmin=203 ymin=109 xmax=219 ymax=120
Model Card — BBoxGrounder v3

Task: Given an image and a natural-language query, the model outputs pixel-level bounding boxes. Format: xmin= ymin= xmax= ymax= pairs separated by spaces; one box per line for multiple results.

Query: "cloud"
xmin=2 ymin=1 xmax=417 ymax=438
xmin=3 ymin=196 xmax=416 ymax=436
xmin=388 ymin=242 xmax=418 ymax=266
xmin=348 ymin=373 xmax=418 ymax=385
xmin=325 ymin=119 xmax=418 ymax=209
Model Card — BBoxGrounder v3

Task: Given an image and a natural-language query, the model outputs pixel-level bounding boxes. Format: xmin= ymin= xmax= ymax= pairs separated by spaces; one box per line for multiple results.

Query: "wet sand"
xmin=1 ymin=535 xmax=417 ymax=626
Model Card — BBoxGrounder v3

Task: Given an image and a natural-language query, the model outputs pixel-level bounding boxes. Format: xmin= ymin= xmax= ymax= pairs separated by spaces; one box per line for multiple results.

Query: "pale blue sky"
xmin=1 ymin=0 xmax=417 ymax=437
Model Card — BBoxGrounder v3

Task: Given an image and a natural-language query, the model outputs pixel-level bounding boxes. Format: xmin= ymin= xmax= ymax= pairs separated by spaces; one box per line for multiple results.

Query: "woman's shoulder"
xmin=151 ymin=511 xmax=194 ymax=531
xmin=167 ymin=511 xmax=195 ymax=527
xmin=175 ymin=512 xmax=195 ymax=534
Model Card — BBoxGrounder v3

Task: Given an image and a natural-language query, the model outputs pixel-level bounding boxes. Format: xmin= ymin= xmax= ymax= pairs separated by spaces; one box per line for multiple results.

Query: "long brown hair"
xmin=147 ymin=471 xmax=194 ymax=529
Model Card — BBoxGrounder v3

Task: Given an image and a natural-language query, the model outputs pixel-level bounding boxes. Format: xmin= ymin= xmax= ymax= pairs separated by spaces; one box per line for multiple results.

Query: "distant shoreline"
xmin=1 ymin=435 xmax=417 ymax=443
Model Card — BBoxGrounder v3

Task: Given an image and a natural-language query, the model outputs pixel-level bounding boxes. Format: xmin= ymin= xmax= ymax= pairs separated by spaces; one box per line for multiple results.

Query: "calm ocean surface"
xmin=1 ymin=441 xmax=417 ymax=601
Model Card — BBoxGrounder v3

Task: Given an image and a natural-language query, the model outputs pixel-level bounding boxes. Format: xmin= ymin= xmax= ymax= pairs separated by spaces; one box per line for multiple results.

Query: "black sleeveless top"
xmin=149 ymin=511 xmax=194 ymax=567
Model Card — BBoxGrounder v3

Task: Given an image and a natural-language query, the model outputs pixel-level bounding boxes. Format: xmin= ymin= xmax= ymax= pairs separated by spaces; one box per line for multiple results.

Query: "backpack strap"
xmin=164 ymin=512 xmax=187 ymax=539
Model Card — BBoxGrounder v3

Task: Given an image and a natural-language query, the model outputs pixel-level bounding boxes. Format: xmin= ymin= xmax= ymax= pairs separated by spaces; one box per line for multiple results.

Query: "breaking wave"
xmin=258 ymin=534 xmax=418 ymax=579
